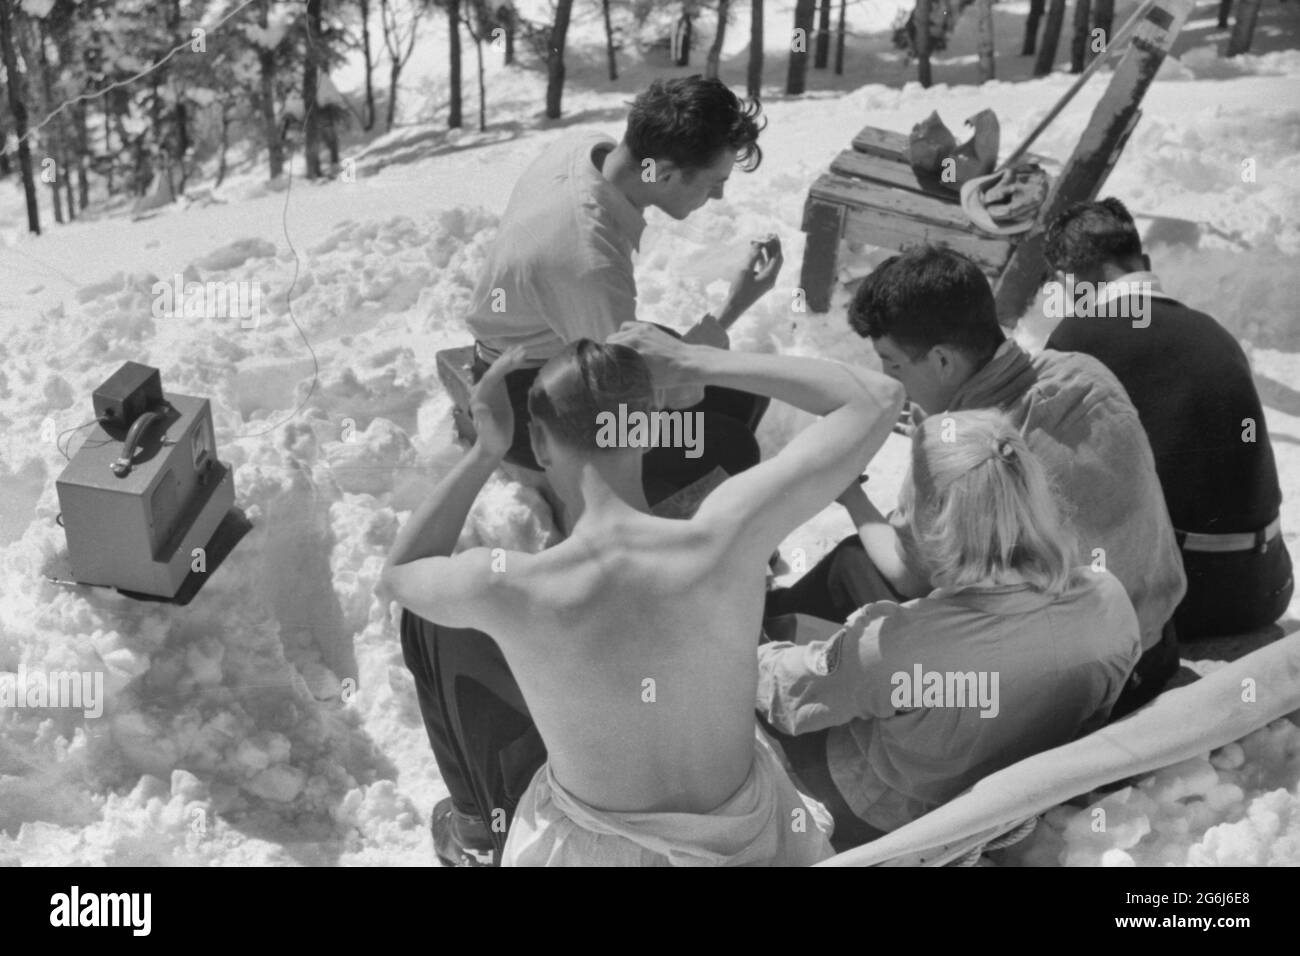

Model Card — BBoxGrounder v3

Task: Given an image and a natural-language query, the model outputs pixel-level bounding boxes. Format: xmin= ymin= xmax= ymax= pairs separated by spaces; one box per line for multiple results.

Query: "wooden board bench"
xmin=435 ymin=346 xmax=478 ymax=445
xmin=798 ymin=125 xmax=1049 ymax=315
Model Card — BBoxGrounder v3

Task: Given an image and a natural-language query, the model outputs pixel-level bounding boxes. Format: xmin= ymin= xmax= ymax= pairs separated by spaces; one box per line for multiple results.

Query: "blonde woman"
xmin=757 ymin=408 xmax=1143 ymax=851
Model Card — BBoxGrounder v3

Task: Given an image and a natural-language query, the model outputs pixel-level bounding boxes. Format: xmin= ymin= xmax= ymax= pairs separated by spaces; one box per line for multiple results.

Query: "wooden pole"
xmin=994 ymin=0 xmax=1195 ymax=323
xmin=1226 ymin=0 xmax=1261 ymax=56
xmin=977 ymin=0 xmax=995 ymax=82
xmin=915 ymin=0 xmax=933 ymax=88
xmin=1034 ymin=0 xmax=1067 ymax=75
xmin=1070 ymin=0 xmax=1092 ymax=73
xmin=1023 ymin=0 xmax=1045 ymax=55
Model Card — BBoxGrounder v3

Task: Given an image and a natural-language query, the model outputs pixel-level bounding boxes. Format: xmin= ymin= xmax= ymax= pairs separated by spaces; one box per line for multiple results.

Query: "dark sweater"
xmin=1045 ymin=291 xmax=1281 ymax=535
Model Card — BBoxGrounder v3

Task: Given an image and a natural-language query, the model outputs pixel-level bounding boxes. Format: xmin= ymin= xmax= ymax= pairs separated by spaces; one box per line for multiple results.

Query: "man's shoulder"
xmin=1028 ymin=347 xmax=1137 ymax=414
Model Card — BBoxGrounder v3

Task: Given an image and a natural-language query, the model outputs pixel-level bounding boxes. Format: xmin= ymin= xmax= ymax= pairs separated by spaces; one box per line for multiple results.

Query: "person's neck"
xmin=601 ymin=142 xmax=651 ymax=213
xmin=551 ymin=456 xmax=649 ymax=536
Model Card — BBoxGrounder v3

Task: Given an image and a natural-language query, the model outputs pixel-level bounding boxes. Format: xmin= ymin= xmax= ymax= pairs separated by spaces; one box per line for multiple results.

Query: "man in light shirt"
xmin=463 ymin=74 xmax=782 ymax=497
xmin=403 ymin=76 xmax=784 ymax=864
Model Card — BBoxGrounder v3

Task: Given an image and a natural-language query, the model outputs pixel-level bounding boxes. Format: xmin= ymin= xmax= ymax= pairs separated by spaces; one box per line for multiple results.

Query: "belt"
xmin=1177 ymin=516 xmax=1281 ymax=554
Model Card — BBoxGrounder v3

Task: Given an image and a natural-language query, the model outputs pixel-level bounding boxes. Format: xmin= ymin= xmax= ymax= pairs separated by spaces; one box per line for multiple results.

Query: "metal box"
xmin=56 ymin=390 xmax=234 ymax=598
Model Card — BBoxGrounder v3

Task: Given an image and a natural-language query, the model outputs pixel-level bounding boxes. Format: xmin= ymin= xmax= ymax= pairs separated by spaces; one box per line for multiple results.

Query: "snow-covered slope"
xmin=0 ymin=2 xmax=1297 ymax=865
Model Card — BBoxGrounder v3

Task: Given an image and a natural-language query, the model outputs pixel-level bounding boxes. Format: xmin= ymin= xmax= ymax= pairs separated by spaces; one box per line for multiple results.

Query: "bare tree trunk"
xmin=706 ymin=0 xmax=729 ymax=79
xmin=545 ymin=0 xmax=573 ymax=119
xmin=1023 ymin=0 xmax=1045 ymax=55
xmin=62 ymin=149 xmax=74 ymax=218
xmin=1092 ymin=0 xmax=1113 ymax=62
xmin=500 ymin=4 xmax=515 ymax=63
xmin=303 ymin=0 xmax=323 ymax=179
xmin=834 ymin=0 xmax=846 ymax=74
xmin=360 ymin=0 xmax=376 ymax=130
xmin=786 ymin=0 xmax=815 ymax=94
xmin=601 ymin=0 xmax=617 ymax=80
xmin=814 ymin=0 xmax=831 ymax=68
xmin=448 ymin=0 xmax=463 ymax=127
xmin=916 ymin=0 xmax=933 ymax=88
xmin=2 ymin=2 xmax=39 ymax=232
xmin=977 ymin=0 xmax=995 ymax=81
xmin=1226 ymin=0 xmax=1261 ymax=55
xmin=258 ymin=0 xmax=283 ymax=178
xmin=35 ymin=19 xmax=63 ymax=223
xmin=386 ymin=59 xmax=400 ymax=130
xmin=1070 ymin=0 xmax=1092 ymax=72
xmin=474 ymin=33 xmax=486 ymax=131
xmin=216 ymin=100 xmax=231 ymax=187
xmin=1034 ymin=0 xmax=1067 ymax=75
xmin=747 ymin=0 xmax=763 ymax=99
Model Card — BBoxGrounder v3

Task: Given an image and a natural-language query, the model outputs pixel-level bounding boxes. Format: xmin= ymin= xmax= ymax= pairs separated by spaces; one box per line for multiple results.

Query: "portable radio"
xmin=54 ymin=361 xmax=237 ymax=599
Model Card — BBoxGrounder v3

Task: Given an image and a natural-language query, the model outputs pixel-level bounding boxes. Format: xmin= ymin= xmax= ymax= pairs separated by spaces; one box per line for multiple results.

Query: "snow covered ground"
xmin=0 ymin=1 xmax=1297 ymax=865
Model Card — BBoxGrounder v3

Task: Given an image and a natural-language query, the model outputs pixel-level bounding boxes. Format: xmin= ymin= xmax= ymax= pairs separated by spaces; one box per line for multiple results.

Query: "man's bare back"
xmin=481 ymin=507 xmax=770 ymax=813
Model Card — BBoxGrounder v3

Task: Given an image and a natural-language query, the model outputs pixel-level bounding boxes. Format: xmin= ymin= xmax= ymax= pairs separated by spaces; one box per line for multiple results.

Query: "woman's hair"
xmin=898 ymin=408 xmax=1076 ymax=595
xmin=526 ymin=339 xmax=654 ymax=452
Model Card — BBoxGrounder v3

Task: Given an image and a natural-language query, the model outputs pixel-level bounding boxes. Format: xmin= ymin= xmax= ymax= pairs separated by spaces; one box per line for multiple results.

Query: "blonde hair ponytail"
xmin=900 ymin=408 xmax=1076 ymax=595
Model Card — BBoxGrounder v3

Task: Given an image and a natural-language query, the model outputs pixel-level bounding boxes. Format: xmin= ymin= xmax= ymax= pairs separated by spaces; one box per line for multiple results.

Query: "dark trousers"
xmin=766 ymin=534 xmax=1181 ymax=723
xmin=1173 ymin=534 xmax=1293 ymax=640
xmin=402 ymin=364 xmax=769 ymax=857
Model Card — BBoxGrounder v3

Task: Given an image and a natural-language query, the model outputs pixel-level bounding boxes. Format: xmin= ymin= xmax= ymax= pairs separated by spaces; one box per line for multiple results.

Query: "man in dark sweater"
xmin=1043 ymin=198 xmax=1293 ymax=638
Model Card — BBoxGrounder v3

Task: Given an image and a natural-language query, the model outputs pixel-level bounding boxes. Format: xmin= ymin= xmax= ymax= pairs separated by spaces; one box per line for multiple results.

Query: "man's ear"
xmin=929 ymin=344 xmax=960 ymax=382
xmin=529 ymin=421 xmax=552 ymax=470
xmin=654 ymin=158 xmax=679 ymax=184
xmin=1140 ymin=252 xmax=1152 ymax=271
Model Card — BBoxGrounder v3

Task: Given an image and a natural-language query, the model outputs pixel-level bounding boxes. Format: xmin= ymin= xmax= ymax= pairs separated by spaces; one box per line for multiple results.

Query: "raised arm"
xmin=608 ymin=324 xmax=904 ymax=556
xmin=377 ymin=348 xmax=530 ymax=631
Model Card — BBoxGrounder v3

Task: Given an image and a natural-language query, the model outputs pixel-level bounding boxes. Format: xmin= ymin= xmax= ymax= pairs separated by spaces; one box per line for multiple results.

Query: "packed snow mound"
xmin=1007 ymin=720 xmax=1300 ymax=867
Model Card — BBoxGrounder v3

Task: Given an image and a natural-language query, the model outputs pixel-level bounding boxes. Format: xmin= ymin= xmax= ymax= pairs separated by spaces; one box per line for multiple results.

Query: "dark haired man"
xmin=767 ymin=245 xmax=1187 ymax=719
xmin=1042 ymin=198 xmax=1292 ymax=638
xmin=464 ymin=73 xmax=777 ymax=488
xmin=404 ymin=75 xmax=779 ymax=863
xmin=381 ymin=338 xmax=904 ymax=865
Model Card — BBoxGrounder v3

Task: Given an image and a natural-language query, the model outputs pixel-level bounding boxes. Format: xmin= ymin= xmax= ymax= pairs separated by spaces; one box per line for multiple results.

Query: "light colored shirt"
xmin=465 ymin=132 xmax=647 ymax=363
xmin=757 ymin=568 xmax=1142 ymax=833
xmin=897 ymin=339 xmax=1186 ymax=652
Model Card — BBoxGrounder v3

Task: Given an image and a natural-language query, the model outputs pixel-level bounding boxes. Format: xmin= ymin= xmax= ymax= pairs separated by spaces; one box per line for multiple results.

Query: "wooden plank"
xmin=839 ymin=204 xmax=1013 ymax=273
xmin=994 ymin=0 xmax=1194 ymax=322
xmin=799 ymin=198 xmax=846 ymax=313
xmin=436 ymin=347 xmax=478 ymax=445
xmin=851 ymin=126 xmax=909 ymax=160
xmin=809 ymin=171 xmax=987 ymax=236
xmin=831 ymin=149 xmax=946 ymax=198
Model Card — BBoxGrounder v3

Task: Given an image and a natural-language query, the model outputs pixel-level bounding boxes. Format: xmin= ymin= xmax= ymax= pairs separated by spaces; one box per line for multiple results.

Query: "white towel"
xmin=503 ymin=732 xmax=833 ymax=866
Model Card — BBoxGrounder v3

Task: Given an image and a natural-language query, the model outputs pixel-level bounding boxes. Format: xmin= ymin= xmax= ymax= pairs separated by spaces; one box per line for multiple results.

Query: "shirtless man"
xmin=379 ymin=329 xmax=903 ymax=865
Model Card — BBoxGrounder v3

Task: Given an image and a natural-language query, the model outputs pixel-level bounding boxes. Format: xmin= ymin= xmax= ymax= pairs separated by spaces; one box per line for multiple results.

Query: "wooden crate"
xmin=798 ymin=126 xmax=1039 ymax=314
